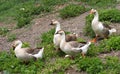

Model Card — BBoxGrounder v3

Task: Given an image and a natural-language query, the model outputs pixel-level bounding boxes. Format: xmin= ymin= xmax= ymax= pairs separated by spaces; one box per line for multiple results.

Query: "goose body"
xmin=50 ymin=20 xmax=78 ymax=49
xmin=90 ymin=9 xmax=116 ymax=42
xmin=12 ymin=40 xmax=44 ymax=61
xmin=56 ymin=30 xmax=91 ymax=57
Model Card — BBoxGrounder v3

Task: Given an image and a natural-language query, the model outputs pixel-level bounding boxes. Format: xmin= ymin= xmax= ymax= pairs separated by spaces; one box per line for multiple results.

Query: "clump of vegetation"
xmin=84 ymin=9 xmax=120 ymax=37
xmin=100 ymin=56 xmax=120 ymax=74
xmin=87 ymin=43 xmax=99 ymax=57
xmin=60 ymin=4 xmax=86 ymax=19
xmin=0 ymin=27 xmax=9 ymax=36
xmin=76 ymin=0 xmax=117 ymax=9
xmin=41 ymin=0 xmax=68 ymax=6
xmin=98 ymin=36 xmax=120 ymax=53
xmin=77 ymin=57 xmax=103 ymax=74
xmin=7 ymin=34 xmax=17 ymax=42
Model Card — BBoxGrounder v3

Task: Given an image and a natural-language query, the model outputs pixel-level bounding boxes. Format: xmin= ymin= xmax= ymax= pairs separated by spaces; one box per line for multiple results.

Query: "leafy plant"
xmin=98 ymin=36 xmax=120 ymax=53
xmin=100 ymin=56 xmax=120 ymax=74
xmin=77 ymin=57 xmax=103 ymax=74
xmin=0 ymin=27 xmax=9 ymax=36
xmin=60 ymin=4 xmax=86 ymax=19
xmin=87 ymin=43 xmax=99 ymax=57
xmin=41 ymin=0 xmax=68 ymax=6
xmin=76 ymin=0 xmax=117 ymax=9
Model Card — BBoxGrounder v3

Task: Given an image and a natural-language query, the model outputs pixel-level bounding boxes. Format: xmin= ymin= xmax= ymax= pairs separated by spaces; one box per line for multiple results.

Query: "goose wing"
xmin=102 ymin=22 xmax=111 ymax=29
xmin=69 ymin=41 xmax=87 ymax=48
xmin=24 ymin=47 xmax=42 ymax=55
xmin=66 ymin=34 xmax=77 ymax=42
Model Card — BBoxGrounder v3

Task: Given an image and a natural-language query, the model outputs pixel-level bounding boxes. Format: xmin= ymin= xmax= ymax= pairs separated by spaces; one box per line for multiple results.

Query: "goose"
xmin=12 ymin=40 xmax=44 ymax=62
xmin=49 ymin=19 xmax=78 ymax=50
xmin=90 ymin=9 xmax=116 ymax=42
xmin=56 ymin=30 xmax=91 ymax=58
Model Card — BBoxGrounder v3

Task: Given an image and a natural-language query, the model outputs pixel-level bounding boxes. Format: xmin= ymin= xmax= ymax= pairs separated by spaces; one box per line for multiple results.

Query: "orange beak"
xmin=90 ymin=10 xmax=94 ymax=14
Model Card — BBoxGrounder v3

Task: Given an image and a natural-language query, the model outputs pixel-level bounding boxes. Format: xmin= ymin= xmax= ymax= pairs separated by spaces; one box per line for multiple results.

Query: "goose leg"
xmin=81 ymin=53 xmax=85 ymax=58
xmin=91 ymin=35 xmax=98 ymax=43
xmin=65 ymin=55 xmax=74 ymax=60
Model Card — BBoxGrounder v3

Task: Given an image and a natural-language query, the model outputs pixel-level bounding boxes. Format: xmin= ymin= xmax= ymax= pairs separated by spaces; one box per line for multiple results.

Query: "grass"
xmin=0 ymin=0 xmax=118 ymax=28
xmin=0 ymin=27 xmax=9 ymax=36
xmin=76 ymin=0 xmax=117 ymax=9
xmin=7 ymin=34 xmax=17 ymax=42
xmin=60 ymin=4 xmax=87 ymax=19
xmin=0 ymin=0 xmax=69 ymax=28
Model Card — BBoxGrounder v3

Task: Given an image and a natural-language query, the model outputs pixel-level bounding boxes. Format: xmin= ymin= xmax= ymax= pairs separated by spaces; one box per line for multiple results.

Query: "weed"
xmin=41 ymin=0 xmax=68 ymax=6
xmin=98 ymin=36 xmax=120 ymax=53
xmin=87 ymin=43 xmax=99 ymax=57
xmin=7 ymin=34 xmax=17 ymax=42
xmin=0 ymin=27 xmax=9 ymax=36
xmin=77 ymin=57 xmax=103 ymax=74
xmin=77 ymin=0 xmax=117 ymax=9
xmin=60 ymin=4 xmax=86 ymax=19
xmin=100 ymin=56 xmax=120 ymax=74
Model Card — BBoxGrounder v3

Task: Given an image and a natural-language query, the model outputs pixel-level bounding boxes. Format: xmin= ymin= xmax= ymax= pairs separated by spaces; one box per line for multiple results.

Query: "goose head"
xmin=49 ymin=19 xmax=59 ymax=25
xmin=90 ymin=9 xmax=97 ymax=15
xmin=12 ymin=40 xmax=22 ymax=50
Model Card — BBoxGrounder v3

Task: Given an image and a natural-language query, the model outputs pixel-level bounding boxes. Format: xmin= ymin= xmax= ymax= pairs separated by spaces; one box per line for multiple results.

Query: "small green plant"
xmin=76 ymin=0 xmax=117 ymax=9
xmin=77 ymin=57 xmax=103 ymax=74
xmin=84 ymin=9 xmax=120 ymax=37
xmin=87 ymin=43 xmax=99 ymax=57
xmin=41 ymin=0 xmax=68 ymax=6
xmin=22 ymin=42 xmax=30 ymax=48
xmin=60 ymin=4 xmax=86 ymax=19
xmin=0 ymin=27 xmax=9 ymax=36
xmin=7 ymin=34 xmax=16 ymax=42
xmin=98 ymin=36 xmax=120 ymax=53
xmin=101 ymin=56 xmax=120 ymax=74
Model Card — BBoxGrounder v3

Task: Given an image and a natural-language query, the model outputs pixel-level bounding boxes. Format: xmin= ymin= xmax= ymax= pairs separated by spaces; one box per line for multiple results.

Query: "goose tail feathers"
xmin=109 ymin=28 xmax=116 ymax=35
xmin=33 ymin=47 xmax=44 ymax=59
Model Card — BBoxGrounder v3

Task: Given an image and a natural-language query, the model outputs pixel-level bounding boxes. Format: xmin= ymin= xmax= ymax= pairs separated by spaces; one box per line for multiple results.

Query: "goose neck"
xmin=93 ymin=11 xmax=99 ymax=23
xmin=61 ymin=33 xmax=66 ymax=43
xmin=55 ymin=23 xmax=61 ymax=33
xmin=15 ymin=43 xmax=22 ymax=50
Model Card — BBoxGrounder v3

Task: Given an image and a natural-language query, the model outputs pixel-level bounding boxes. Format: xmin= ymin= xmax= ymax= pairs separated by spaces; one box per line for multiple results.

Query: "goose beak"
xmin=49 ymin=23 xmax=53 ymax=25
xmin=90 ymin=10 xmax=93 ymax=14
xmin=11 ymin=43 xmax=16 ymax=50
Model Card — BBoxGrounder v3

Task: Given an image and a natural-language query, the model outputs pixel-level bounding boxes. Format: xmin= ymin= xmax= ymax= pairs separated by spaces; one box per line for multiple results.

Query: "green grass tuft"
xmin=60 ymin=4 xmax=87 ymax=19
xmin=7 ymin=34 xmax=17 ymax=42
xmin=0 ymin=27 xmax=9 ymax=36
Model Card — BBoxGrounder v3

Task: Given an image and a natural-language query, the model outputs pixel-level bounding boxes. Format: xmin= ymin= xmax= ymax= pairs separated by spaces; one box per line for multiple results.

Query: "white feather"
xmin=109 ymin=28 xmax=116 ymax=35
xmin=33 ymin=48 xmax=44 ymax=59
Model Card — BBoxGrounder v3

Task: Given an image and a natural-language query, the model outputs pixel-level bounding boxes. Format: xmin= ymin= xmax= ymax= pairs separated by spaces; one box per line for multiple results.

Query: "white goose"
xmin=90 ymin=9 xmax=116 ymax=42
xmin=49 ymin=20 xmax=78 ymax=50
xmin=56 ymin=30 xmax=91 ymax=58
xmin=12 ymin=40 xmax=44 ymax=62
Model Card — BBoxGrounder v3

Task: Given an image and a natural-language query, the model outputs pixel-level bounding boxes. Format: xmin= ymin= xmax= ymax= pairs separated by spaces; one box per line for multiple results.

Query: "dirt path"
xmin=0 ymin=11 xmax=90 ymax=50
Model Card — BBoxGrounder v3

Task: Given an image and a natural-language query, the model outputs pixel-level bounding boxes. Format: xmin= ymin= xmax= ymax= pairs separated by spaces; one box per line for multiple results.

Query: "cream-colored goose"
xmin=90 ymin=9 xmax=116 ymax=42
xmin=56 ymin=30 xmax=91 ymax=58
xmin=12 ymin=40 xmax=44 ymax=61
xmin=49 ymin=20 xmax=78 ymax=50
